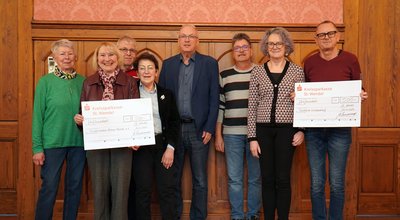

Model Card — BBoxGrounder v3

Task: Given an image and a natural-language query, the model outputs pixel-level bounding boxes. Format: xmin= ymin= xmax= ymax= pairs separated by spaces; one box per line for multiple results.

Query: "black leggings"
xmin=256 ymin=125 xmax=296 ymax=220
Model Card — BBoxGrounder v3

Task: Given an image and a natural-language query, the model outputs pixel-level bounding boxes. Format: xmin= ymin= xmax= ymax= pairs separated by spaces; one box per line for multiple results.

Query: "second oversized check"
xmin=293 ymin=80 xmax=362 ymax=127
xmin=81 ymin=98 xmax=155 ymax=150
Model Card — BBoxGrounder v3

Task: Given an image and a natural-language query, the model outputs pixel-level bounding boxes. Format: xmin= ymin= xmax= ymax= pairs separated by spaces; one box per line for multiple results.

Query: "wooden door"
xmin=0 ymin=0 xmax=18 ymax=216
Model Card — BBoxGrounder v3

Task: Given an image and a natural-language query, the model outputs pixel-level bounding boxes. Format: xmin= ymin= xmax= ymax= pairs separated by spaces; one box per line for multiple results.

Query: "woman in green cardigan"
xmin=32 ymin=39 xmax=86 ymax=220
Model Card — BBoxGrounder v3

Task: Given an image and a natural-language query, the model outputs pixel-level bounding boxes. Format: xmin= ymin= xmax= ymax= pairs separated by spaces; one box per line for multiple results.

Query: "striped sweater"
xmin=217 ymin=65 xmax=254 ymax=135
xmin=247 ymin=61 xmax=305 ymax=140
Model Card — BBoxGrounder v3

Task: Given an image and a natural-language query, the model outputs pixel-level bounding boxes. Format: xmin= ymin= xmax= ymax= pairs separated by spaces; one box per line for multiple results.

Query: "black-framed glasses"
xmin=178 ymin=34 xmax=198 ymax=40
xmin=233 ymin=45 xmax=251 ymax=52
xmin=266 ymin=42 xmax=285 ymax=49
xmin=315 ymin=31 xmax=337 ymax=39
xmin=119 ymin=48 xmax=137 ymax=54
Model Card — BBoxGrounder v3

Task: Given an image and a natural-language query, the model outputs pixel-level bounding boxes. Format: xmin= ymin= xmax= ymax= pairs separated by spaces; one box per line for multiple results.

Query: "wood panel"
xmin=0 ymin=0 xmax=18 ymax=121
xmin=358 ymin=0 xmax=399 ymax=127
xmin=357 ymin=128 xmax=400 ymax=215
xmin=0 ymin=0 xmax=18 ymax=217
xmin=351 ymin=0 xmax=400 ymax=217
xmin=17 ymin=0 xmax=35 ymax=218
xmin=0 ymin=122 xmax=18 ymax=215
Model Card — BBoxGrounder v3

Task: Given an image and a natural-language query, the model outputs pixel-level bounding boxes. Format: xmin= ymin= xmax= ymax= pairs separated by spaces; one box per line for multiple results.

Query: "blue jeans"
xmin=35 ymin=147 xmax=86 ymax=220
xmin=176 ymin=122 xmax=209 ymax=220
xmin=224 ymin=134 xmax=261 ymax=219
xmin=305 ymin=128 xmax=352 ymax=220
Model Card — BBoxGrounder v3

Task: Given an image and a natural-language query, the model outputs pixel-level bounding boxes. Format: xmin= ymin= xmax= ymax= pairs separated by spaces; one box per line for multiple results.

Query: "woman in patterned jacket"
xmin=247 ymin=27 xmax=304 ymax=220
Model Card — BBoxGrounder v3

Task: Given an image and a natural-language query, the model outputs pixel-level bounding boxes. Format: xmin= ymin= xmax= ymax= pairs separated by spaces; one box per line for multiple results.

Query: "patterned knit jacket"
xmin=247 ymin=61 xmax=304 ymax=141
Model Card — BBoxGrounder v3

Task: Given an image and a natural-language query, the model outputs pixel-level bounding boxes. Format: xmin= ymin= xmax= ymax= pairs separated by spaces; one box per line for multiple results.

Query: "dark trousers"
xmin=133 ymin=135 xmax=177 ymax=220
xmin=256 ymin=125 xmax=296 ymax=220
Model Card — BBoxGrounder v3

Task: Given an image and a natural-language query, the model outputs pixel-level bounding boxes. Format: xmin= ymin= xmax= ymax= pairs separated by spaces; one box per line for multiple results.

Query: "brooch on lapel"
xmin=160 ymin=95 xmax=165 ymax=100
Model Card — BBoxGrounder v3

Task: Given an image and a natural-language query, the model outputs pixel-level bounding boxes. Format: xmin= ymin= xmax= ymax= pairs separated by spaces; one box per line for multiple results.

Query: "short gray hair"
xmin=51 ymin=39 xmax=74 ymax=54
xmin=116 ymin=36 xmax=136 ymax=47
xmin=260 ymin=27 xmax=294 ymax=56
xmin=178 ymin=24 xmax=198 ymax=37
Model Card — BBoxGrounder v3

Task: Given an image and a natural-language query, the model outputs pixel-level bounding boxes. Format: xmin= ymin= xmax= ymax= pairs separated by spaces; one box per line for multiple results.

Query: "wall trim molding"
xmin=31 ymin=21 xmax=345 ymax=43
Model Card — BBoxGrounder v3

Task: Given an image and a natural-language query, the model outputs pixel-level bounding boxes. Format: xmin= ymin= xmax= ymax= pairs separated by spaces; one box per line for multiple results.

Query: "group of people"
xmin=32 ymin=20 xmax=367 ymax=220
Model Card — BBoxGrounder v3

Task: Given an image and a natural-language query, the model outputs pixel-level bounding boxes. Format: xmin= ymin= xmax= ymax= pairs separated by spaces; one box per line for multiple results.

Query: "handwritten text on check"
xmin=82 ymin=98 xmax=155 ymax=150
xmin=293 ymin=80 xmax=362 ymax=127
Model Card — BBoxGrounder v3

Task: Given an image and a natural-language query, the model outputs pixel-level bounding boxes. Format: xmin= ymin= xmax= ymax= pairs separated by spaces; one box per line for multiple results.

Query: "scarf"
xmin=53 ymin=66 xmax=77 ymax=79
xmin=99 ymin=68 xmax=120 ymax=100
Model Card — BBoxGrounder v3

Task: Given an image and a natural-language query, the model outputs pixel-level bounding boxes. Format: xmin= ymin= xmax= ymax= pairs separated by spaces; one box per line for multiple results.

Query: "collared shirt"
xmin=139 ymin=83 xmax=162 ymax=134
xmin=178 ymin=53 xmax=196 ymax=119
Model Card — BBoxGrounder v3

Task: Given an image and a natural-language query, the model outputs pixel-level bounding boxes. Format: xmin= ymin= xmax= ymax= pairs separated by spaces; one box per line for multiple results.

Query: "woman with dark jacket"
xmin=131 ymin=52 xmax=180 ymax=220
xmin=74 ymin=42 xmax=139 ymax=220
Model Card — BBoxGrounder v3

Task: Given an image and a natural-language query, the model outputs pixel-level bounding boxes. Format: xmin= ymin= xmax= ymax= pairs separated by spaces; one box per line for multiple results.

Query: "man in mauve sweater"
xmin=303 ymin=20 xmax=368 ymax=220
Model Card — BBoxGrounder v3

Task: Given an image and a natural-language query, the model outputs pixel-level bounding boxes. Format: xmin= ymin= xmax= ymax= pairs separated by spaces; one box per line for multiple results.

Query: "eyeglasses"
xmin=266 ymin=42 xmax=285 ymax=49
xmin=315 ymin=31 xmax=337 ymax=39
xmin=178 ymin=34 xmax=198 ymax=40
xmin=233 ymin=45 xmax=251 ymax=52
xmin=119 ymin=48 xmax=137 ymax=54
xmin=138 ymin=65 xmax=155 ymax=72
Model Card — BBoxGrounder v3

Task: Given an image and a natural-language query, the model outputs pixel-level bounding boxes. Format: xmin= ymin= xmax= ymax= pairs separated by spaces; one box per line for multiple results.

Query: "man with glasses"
xmin=303 ymin=20 xmax=368 ymax=220
xmin=118 ymin=36 xmax=138 ymax=220
xmin=117 ymin=36 xmax=138 ymax=79
xmin=214 ymin=33 xmax=261 ymax=220
xmin=159 ymin=25 xmax=219 ymax=220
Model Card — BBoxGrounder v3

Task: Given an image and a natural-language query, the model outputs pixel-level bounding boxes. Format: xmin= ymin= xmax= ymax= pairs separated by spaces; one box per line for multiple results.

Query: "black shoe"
xmin=247 ymin=216 xmax=259 ymax=220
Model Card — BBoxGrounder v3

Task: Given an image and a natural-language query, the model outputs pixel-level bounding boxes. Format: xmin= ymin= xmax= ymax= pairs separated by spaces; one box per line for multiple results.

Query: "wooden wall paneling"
xmin=0 ymin=4 xmax=20 ymax=217
xmin=358 ymin=0 xmax=397 ymax=127
xmin=212 ymin=151 xmax=229 ymax=209
xmin=357 ymin=128 xmax=399 ymax=215
xmin=352 ymin=0 xmax=400 ymax=218
xmin=81 ymin=41 xmax=100 ymax=77
xmin=0 ymin=122 xmax=18 ymax=214
xmin=0 ymin=0 xmax=18 ymax=121
xmin=0 ymin=7 xmax=19 ymax=213
xmin=395 ymin=0 xmax=400 ymax=127
xmin=17 ymin=0 xmax=34 ymax=218
xmin=33 ymin=41 xmax=52 ymax=83
xmin=344 ymin=0 xmax=363 ymax=218
xmin=361 ymin=146 xmax=394 ymax=193
xmin=395 ymin=1 xmax=400 ymax=215
xmin=82 ymin=41 xmax=102 ymax=77
xmin=290 ymin=143 xmax=312 ymax=212
xmin=141 ymin=41 xmax=169 ymax=59
xmin=214 ymin=42 xmax=234 ymax=71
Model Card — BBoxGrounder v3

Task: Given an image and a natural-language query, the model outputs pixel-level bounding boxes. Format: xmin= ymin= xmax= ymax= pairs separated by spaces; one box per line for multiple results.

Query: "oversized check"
xmin=81 ymin=98 xmax=155 ymax=150
xmin=293 ymin=80 xmax=362 ymax=127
